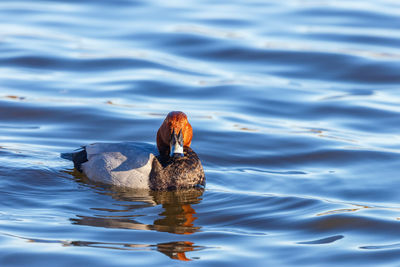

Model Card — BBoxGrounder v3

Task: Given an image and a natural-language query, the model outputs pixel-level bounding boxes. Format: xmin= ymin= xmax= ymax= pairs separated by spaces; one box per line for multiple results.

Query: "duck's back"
xmin=82 ymin=142 xmax=158 ymax=188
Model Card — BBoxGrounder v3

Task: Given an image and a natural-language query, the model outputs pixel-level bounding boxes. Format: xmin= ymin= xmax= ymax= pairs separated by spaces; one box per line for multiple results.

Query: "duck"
xmin=61 ymin=111 xmax=205 ymax=190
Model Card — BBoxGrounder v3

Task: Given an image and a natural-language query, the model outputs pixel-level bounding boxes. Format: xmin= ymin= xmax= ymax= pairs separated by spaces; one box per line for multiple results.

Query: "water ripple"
xmin=1 ymin=0 xmax=400 ymax=265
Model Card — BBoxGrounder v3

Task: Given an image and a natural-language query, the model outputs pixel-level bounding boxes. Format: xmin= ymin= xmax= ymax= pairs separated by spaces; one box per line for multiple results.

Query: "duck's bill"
xmin=170 ymin=142 xmax=184 ymax=157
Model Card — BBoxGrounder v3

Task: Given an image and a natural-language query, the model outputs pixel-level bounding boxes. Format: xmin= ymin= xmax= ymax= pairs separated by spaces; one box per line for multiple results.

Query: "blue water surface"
xmin=1 ymin=0 xmax=400 ymax=265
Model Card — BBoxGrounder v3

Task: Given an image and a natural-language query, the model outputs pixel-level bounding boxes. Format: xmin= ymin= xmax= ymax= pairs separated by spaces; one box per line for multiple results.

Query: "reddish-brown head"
xmin=157 ymin=111 xmax=193 ymax=158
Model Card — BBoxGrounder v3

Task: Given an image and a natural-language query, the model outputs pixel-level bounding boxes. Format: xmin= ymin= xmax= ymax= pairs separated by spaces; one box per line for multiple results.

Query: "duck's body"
xmin=73 ymin=142 xmax=157 ymax=189
xmin=62 ymin=111 xmax=205 ymax=190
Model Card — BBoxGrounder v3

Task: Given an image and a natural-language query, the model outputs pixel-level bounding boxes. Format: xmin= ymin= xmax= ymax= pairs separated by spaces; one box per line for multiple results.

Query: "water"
xmin=1 ymin=0 xmax=400 ymax=265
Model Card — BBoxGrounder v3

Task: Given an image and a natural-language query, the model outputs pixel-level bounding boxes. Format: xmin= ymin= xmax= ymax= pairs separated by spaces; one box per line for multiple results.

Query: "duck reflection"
xmin=6 ymin=233 xmax=203 ymax=262
xmin=67 ymin=170 xmax=204 ymax=260
xmin=69 ymin=240 xmax=201 ymax=261
xmin=71 ymin=187 xmax=203 ymax=234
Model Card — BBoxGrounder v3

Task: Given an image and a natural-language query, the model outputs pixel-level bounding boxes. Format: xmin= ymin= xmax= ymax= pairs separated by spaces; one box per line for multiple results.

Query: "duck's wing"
xmin=81 ymin=142 xmax=158 ymax=188
xmin=62 ymin=142 xmax=159 ymax=188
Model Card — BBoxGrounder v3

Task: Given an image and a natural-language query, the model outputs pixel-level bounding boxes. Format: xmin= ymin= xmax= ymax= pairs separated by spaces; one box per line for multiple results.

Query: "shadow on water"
xmin=63 ymin=169 xmax=205 ymax=261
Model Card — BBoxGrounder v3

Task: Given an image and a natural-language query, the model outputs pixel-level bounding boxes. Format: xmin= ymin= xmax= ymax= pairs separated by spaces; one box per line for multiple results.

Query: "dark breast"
xmin=149 ymin=147 xmax=205 ymax=191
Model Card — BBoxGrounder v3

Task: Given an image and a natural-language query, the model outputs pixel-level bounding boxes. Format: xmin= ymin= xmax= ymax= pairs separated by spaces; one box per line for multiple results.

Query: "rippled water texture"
xmin=1 ymin=0 xmax=400 ymax=265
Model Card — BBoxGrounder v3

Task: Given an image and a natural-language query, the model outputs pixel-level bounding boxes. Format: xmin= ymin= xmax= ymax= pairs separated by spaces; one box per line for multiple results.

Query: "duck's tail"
xmin=60 ymin=147 xmax=88 ymax=172
xmin=60 ymin=152 xmax=73 ymax=161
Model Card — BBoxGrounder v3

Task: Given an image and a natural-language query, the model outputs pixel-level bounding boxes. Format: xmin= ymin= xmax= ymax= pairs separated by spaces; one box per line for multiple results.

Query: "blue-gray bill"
xmin=170 ymin=129 xmax=184 ymax=157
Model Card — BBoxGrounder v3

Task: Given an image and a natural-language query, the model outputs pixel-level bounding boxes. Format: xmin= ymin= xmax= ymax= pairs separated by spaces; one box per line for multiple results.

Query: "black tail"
xmin=61 ymin=152 xmax=73 ymax=161
xmin=61 ymin=148 xmax=88 ymax=172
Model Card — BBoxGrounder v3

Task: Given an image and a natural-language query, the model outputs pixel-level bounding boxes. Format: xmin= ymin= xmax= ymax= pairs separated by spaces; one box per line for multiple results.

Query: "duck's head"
xmin=157 ymin=111 xmax=193 ymax=159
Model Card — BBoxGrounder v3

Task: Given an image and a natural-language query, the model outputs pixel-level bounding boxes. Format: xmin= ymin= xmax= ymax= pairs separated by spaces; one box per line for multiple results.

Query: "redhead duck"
xmin=61 ymin=111 xmax=205 ymax=190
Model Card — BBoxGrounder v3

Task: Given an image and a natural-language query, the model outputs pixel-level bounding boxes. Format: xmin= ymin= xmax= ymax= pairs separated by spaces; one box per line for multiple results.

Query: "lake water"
xmin=1 ymin=0 xmax=400 ymax=265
